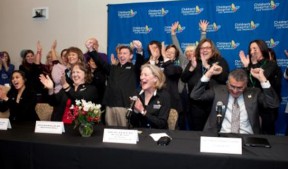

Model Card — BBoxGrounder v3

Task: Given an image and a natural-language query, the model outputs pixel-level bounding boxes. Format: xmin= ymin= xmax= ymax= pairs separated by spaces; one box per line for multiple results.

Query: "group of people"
xmin=0 ymin=20 xmax=287 ymax=135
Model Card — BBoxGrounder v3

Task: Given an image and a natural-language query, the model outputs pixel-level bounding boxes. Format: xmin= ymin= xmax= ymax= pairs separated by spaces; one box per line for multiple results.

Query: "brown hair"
xmin=195 ymin=38 xmax=221 ymax=60
xmin=71 ymin=62 xmax=92 ymax=84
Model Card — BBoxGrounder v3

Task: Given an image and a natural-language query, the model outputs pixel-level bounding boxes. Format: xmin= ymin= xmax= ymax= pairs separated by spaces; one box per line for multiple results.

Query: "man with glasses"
xmin=191 ymin=65 xmax=279 ymax=134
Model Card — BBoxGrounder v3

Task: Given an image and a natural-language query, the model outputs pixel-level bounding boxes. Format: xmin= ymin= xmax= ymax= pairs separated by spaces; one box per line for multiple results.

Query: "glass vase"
xmin=78 ymin=123 xmax=94 ymax=137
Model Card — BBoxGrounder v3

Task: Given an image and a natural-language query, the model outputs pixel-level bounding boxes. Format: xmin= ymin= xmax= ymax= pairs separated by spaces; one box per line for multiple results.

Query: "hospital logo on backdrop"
xmin=148 ymin=8 xmax=169 ymax=17
xmin=254 ymin=0 xmax=279 ymax=11
xmin=181 ymin=5 xmax=203 ymax=16
xmin=118 ymin=9 xmax=137 ymax=18
xmin=181 ymin=42 xmax=199 ymax=51
xmin=235 ymin=21 xmax=259 ymax=31
xmin=266 ymin=38 xmax=279 ymax=48
xmin=216 ymin=40 xmax=240 ymax=50
xmin=274 ymin=20 xmax=288 ymax=29
xmin=132 ymin=25 xmax=152 ymax=34
xmin=216 ymin=3 xmax=240 ymax=14
xmin=164 ymin=24 xmax=186 ymax=34
xmin=206 ymin=22 xmax=221 ymax=32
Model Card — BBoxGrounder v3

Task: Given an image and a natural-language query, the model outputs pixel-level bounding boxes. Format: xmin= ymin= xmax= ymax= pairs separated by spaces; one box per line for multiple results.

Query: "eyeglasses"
xmin=227 ymin=83 xmax=245 ymax=92
xmin=200 ymin=46 xmax=212 ymax=51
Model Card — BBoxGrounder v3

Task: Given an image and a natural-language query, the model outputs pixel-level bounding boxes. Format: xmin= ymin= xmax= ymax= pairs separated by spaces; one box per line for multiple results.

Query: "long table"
xmin=0 ymin=122 xmax=288 ymax=169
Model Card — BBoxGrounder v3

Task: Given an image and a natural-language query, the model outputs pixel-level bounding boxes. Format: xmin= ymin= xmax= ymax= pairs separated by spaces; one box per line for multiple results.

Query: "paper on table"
xmin=149 ymin=133 xmax=171 ymax=141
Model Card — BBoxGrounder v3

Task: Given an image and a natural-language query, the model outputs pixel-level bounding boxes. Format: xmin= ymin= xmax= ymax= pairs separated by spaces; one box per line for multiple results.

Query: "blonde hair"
xmin=184 ymin=45 xmax=196 ymax=55
xmin=141 ymin=64 xmax=166 ymax=89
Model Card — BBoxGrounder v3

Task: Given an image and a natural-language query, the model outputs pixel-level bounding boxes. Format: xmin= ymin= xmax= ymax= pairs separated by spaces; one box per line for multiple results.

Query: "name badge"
xmin=35 ymin=121 xmax=65 ymax=134
xmin=153 ymin=104 xmax=161 ymax=109
xmin=0 ymin=118 xmax=12 ymax=130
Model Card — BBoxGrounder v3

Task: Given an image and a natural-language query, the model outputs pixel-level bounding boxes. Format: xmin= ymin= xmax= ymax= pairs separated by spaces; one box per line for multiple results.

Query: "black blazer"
xmin=0 ymin=87 xmax=39 ymax=122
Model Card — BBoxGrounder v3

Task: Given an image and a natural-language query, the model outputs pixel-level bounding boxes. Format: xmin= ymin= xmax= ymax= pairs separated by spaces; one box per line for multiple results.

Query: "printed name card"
xmin=103 ymin=128 xmax=138 ymax=144
xmin=34 ymin=121 xmax=65 ymax=134
xmin=0 ymin=118 xmax=12 ymax=130
xmin=200 ymin=136 xmax=242 ymax=155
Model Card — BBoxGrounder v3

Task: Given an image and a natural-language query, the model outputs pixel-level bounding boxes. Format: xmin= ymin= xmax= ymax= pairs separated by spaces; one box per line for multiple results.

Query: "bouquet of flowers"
xmin=69 ymin=99 xmax=102 ymax=137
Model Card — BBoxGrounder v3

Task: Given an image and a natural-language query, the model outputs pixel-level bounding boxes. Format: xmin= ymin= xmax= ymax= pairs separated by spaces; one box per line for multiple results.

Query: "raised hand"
xmin=161 ymin=41 xmax=169 ymax=61
xmin=51 ymin=40 xmax=57 ymax=50
xmin=39 ymin=74 xmax=54 ymax=90
xmin=85 ymin=39 xmax=94 ymax=52
xmin=35 ymin=41 xmax=42 ymax=64
xmin=250 ymin=68 xmax=267 ymax=83
xmin=37 ymin=41 xmax=42 ymax=53
xmin=199 ymin=20 xmax=209 ymax=32
xmin=205 ymin=63 xmax=223 ymax=78
xmin=132 ymin=40 xmax=143 ymax=53
xmin=239 ymin=50 xmax=250 ymax=67
xmin=134 ymin=98 xmax=145 ymax=115
xmin=110 ymin=53 xmax=119 ymax=65
xmin=51 ymin=40 xmax=58 ymax=61
xmin=171 ymin=21 xmax=179 ymax=35
xmin=189 ymin=57 xmax=197 ymax=71
xmin=149 ymin=44 xmax=160 ymax=62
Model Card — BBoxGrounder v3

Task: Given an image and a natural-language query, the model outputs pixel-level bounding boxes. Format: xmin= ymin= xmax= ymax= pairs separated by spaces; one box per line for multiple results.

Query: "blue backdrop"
xmin=107 ymin=0 xmax=288 ymax=134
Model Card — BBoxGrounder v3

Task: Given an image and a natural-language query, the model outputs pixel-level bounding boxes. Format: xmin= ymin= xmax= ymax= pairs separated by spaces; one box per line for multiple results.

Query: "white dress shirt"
xmin=220 ymin=95 xmax=254 ymax=134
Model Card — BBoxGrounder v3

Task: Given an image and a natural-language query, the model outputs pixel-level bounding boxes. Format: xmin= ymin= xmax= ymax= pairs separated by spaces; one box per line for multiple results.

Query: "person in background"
xmin=284 ymin=49 xmax=288 ymax=135
xmin=50 ymin=41 xmax=69 ymax=94
xmin=0 ymin=51 xmax=15 ymax=85
xmin=43 ymin=51 xmax=54 ymax=76
xmin=130 ymin=64 xmax=171 ymax=129
xmin=160 ymin=43 xmax=183 ymax=129
xmin=19 ymin=41 xmax=47 ymax=103
xmin=87 ymin=56 xmax=107 ymax=104
xmin=181 ymin=38 xmax=229 ymax=131
xmin=147 ymin=40 xmax=164 ymax=67
xmin=39 ymin=63 xmax=98 ymax=123
xmin=239 ymin=40 xmax=280 ymax=135
xmin=86 ymin=39 xmax=144 ymax=127
xmin=191 ymin=67 xmax=279 ymax=134
xmin=0 ymin=70 xmax=39 ymax=122
xmin=84 ymin=37 xmax=108 ymax=63
xmin=171 ymin=20 xmax=208 ymax=130
xmin=57 ymin=46 xmax=85 ymax=87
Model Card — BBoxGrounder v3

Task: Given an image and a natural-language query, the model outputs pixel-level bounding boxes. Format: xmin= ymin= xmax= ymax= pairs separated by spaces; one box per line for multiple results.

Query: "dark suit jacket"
xmin=190 ymin=81 xmax=279 ymax=134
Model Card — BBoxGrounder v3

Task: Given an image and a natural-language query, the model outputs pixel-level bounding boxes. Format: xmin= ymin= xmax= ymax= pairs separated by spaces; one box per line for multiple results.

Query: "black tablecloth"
xmin=0 ymin=122 xmax=288 ymax=169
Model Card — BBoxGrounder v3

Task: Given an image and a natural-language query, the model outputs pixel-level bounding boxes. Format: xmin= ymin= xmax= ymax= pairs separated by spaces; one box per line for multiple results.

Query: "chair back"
xmin=168 ymin=108 xmax=178 ymax=130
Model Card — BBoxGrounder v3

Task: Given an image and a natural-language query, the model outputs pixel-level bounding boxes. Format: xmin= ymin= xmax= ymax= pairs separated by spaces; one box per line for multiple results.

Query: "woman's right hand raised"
xmin=171 ymin=21 xmax=179 ymax=35
xmin=239 ymin=50 xmax=250 ymax=68
xmin=39 ymin=74 xmax=54 ymax=90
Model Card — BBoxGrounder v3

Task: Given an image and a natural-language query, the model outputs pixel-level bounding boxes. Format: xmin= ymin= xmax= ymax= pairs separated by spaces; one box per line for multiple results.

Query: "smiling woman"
xmin=130 ymin=64 xmax=171 ymax=129
xmin=0 ymin=70 xmax=39 ymax=122
xmin=39 ymin=62 xmax=99 ymax=123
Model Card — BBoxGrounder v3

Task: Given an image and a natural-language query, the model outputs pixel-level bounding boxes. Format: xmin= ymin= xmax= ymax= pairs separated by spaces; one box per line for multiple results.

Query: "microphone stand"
xmin=216 ymin=105 xmax=222 ymax=137
xmin=126 ymin=108 xmax=133 ymax=129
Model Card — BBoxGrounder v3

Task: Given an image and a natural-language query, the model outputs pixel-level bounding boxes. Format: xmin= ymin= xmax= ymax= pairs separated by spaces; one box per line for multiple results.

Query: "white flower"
xmin=75 ymin=100 xmax=81 ymax=106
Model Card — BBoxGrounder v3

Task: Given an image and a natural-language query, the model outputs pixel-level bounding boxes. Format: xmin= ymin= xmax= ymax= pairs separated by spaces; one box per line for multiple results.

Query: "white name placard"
xmin=0 ymin=118 xmax=11 ymax=130
xmin=34 ymin=121 xmax=65 ymax=134
xmin=200 ymin=136 xmax=242 ymax=155
xmin=103 ymin=128 xmax=138 ymax=144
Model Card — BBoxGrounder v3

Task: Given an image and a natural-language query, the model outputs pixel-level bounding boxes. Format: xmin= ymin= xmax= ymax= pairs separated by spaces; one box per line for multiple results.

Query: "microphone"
xmin=126 ymin=96 xmax=138 ymax=119
xmin=216 ymin=101 xmax=223 ymax=134
xmin=126 ymin=95 xmax=138 ymax=129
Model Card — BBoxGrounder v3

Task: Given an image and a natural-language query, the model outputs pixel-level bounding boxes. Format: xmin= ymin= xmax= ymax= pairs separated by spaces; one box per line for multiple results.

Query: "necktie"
xmin=231 ymin=98 xmax=240 ymax=133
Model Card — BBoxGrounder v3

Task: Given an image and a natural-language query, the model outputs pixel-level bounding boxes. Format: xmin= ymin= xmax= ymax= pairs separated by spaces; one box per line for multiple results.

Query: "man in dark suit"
xmin=191 ymin=65 xmax=279 ymax=134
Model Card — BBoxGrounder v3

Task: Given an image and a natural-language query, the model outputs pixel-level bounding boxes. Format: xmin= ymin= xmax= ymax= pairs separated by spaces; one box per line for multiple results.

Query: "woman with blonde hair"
xmin=130 ymin=64 xmax=171 ymax=129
